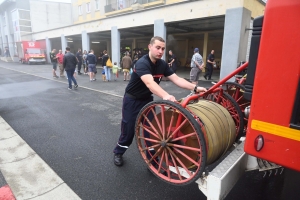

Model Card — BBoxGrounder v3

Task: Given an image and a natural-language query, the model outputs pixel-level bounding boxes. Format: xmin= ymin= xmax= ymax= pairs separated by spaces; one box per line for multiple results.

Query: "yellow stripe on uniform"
xmin=251 ymin=120 xmax=300 ymax=142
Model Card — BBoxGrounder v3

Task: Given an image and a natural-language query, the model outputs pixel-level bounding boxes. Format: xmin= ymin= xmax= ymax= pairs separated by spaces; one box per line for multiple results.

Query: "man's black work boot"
xmin=114 ymin=154 xmax=123 ymax=166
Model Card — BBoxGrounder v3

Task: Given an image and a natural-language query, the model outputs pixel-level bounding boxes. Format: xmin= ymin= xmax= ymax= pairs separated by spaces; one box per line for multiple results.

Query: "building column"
xmin=154 ymin=19 xmax=166 ymax=60
xmin=220 ymin=7 xmax=251 ymax=80
xmin=82 ymin=31 xmax=90 ymax=52
xmin=185 ymin=39 xmax=189 ymax=59
xmin=61 ymin=35 xmax=67 ymax=52
xmin=46 ymin=37 xmax=52 ymax=63
xmin=132 ymin=38 xmax=136 ymax=59
xmin=107 ymin=41 xmax=111 ymax=57
xmin=0 ymin=19 xmax=5 ymax=56
xmin=4 ymin=12 xmax=14 ymax=58
xmin=202 ymin=32 xmax=209 ymax=72
xmin=111 ymin=26 xmax=120 ymax=65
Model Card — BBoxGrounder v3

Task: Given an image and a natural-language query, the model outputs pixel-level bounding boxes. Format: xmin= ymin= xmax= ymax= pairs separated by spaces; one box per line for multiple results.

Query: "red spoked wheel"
xmin=204 ymin=91 xmax=244 ymax=140
xmin=135 ymin=100 xmax=207 ymax=186
xmin=222 ymin=82 xmax=251 ymax=132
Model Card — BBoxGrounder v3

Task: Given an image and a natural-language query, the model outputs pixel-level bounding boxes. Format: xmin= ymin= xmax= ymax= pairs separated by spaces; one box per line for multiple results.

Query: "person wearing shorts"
xmin=190 ymin=48 xmax=204 ymax=85
xmin=86 ymin=50 xmax=97 ymax=81
xmin=50 ymin=49 xmax=58 ymax=78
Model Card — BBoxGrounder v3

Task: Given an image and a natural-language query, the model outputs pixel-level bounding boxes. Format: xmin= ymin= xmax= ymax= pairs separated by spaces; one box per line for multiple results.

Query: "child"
xmin=102 ymin=69 xmax=106 ymax=81
xmin=112 ymin=62 xmax=120 ymax=81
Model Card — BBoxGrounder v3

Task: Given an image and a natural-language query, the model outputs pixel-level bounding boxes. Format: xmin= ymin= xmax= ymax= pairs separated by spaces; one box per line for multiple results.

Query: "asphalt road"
xmin=0 ymin=61 xmax=299 ymax=200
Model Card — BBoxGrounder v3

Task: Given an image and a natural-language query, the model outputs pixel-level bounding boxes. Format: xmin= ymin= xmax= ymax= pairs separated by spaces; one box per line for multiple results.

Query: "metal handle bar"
xmin=181 ymin=62 xmax=249 ymax=108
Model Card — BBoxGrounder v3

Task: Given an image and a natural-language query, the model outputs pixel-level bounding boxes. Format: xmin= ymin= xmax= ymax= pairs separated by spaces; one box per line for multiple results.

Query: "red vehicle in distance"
xmin=17 ymin=41 xmax=46 ymax=65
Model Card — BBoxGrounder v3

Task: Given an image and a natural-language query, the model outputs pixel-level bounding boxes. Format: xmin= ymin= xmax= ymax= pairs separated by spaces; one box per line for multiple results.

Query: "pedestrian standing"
xmin=204 ymin=50 xmax=215 ymax=80
xmin=83 ymin=50 xmax=88 ymax=75
xmin=4 ymin=47 xmax=10 ymax=57
xmin=121 ymin=51 xmax=132 ymax=81
xmin=112 ymin=62 xmax=120 ymax=81
xmin=76 ymin=48 xmax=83 ymax=75
xmin=56 ymin=50 xmax=65 ymax=77
xmin=102 ymin=50 xmax=111 ymax=82
xmin=190 ymin=48 xmax=204 ymax=85
xmin=113 ymin=36 xmax=207 ymax=166
xmin=86 ymin=50 xmax=97 ymax=82
xmin=50 ymin=49 xmax=58 ymax=78
xmin=168 ymin=50 xmax=177 ymax=73
xmin=63 ymin=47 xmax=78 ymax=90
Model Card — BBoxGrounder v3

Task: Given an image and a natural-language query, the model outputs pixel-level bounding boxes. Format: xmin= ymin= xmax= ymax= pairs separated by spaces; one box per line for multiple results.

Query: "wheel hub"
xmin=160 ymin=141 xmax=167 ymax=147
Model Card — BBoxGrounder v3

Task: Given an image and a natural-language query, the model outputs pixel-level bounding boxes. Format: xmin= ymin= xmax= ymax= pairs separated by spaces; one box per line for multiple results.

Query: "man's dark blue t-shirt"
xmin=76 ymin=52 xmax=82 ymax=62
xmin=125 ymin=54 xmax=174 ymax=99
xmin=206 ymin=53 xmax=215 ymax=68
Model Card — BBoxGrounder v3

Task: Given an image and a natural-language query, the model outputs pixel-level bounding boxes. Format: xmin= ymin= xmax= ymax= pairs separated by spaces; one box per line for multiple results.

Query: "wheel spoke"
xmin=157 ymin=149 xmax=165 ymax=173
xmin=150 ymin=107 xmax=163 ymax=136
xmin=167 ymin=110 xmax=176 ymax=138
xmin=173 ymin=147 xmax=200 ymax=167
xmin=139 ymin=124 xmax=161 ymax=140
xmin=138 ymin=136 xmax=160 ymax=144
xmin=166 ymin=118 xmax=188 ymax=142
xmin=160 ymin=105 xmax=166 ymax=140
xmin=142 ymin=114 xmax=162 ymax=139
xmin=147 ymin=146 xmax=163 ymax=165
xmin=164 ymin=149 xmax=171 ymax=179
xmin=167 ymin=143 xmax=201 ymax=152
xmin=168 ymin=148 xmax=183 ymax=181
xmin=167 ymin=147 xmax=193 ymax=177
xmin=139 ymin=142 xmax=161 ymax=152
xmin=171 ymin=132 xmax=197 ymax=142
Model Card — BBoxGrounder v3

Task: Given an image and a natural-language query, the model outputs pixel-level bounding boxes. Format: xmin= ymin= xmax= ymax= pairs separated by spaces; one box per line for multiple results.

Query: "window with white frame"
xmin=95 ymin=0 xmax=100 ymax=10
xmin=78 ymin=5 xmax=82 ymax=15
xmin=86 ymin=2 xmax=91 ymax=13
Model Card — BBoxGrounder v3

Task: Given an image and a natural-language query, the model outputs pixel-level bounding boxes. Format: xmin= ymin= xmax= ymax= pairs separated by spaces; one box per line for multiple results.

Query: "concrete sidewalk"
xmin=0 ymin=117 xmax=81 ymax=200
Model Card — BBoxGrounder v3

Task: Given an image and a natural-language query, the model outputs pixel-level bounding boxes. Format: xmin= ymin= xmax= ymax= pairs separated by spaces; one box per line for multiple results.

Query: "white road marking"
xmin=0 ymin=117 xmax=81 ymax=199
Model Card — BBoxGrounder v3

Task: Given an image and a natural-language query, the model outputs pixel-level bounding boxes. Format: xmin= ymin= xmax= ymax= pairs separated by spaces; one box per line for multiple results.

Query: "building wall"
xmin=72 ymin=0 xmax=101 ymax=24
xmin=30 ymin=0 xmax=72 ymax=33
xmin=0 ymin=0 xmax=31 ymax=56
xmin=34 ymin=0 xmax=265 ymax=40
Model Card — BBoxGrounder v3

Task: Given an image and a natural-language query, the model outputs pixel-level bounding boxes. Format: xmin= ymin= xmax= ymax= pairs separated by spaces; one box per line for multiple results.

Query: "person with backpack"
xmin=102 ymin=50 xmax=111 ymax=82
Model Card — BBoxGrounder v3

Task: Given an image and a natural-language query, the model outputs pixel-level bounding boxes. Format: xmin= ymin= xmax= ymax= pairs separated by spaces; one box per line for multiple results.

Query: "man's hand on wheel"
xmin=163 ymin=95 xmax=176 ymax=102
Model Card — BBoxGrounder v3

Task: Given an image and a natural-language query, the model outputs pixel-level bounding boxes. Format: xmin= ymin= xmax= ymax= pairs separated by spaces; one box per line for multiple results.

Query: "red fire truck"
xmin=16 ymin=41 xmax=46 ymax=65
xmin=133 ymin=0 xmax=300 ymax=199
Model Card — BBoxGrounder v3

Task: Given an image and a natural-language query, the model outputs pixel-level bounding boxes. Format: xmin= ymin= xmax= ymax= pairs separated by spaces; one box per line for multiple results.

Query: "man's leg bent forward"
xmin=113 ymin=96 xmax=153 ymax=166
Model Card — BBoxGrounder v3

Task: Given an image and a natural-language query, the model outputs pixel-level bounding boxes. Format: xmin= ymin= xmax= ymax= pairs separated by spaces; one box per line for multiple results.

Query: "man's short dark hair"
xmin=150 ymin=36 xmax=165 ymax=45
xmin=66 ymin=47 xmax=70 ymax=51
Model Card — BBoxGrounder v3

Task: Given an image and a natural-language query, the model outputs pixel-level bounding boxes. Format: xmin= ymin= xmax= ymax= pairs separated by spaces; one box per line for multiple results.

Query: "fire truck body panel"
xmin=244 ymin=0 xmax=300 ymax=171
xmin=17 ymin=41 xmax=46 ymax=64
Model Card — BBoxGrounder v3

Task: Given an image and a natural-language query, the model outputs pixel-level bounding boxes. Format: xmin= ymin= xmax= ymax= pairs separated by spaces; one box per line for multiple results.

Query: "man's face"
xmin=148 ymin=40 xmax=165 ymax=60
xmin=211 ymin=50 xmax=214 ymax=54
xmin=53 ymin=49 xmax=56 ymax=53
xmin=59 ymin=50 xmax=62 ymax=54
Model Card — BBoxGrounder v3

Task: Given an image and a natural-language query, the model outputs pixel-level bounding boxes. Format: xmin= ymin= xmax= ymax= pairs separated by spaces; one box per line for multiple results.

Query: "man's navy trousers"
xmin=113 ymin=94 xmax=153 ymax=155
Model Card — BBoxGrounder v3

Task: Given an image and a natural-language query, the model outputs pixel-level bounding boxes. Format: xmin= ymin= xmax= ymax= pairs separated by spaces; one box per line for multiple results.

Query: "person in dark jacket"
xmin=168 ymin=50 xmax=177 ymax=73
xmin=63 ymin=47 xmax=78 ymax=90
xmin=204 ymin=50 xmax=215 ymax=80
xmin=86 ymin=49 xmax=97 ymax=81
xmin=76 ymin=48 xmax=83 ymax=75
